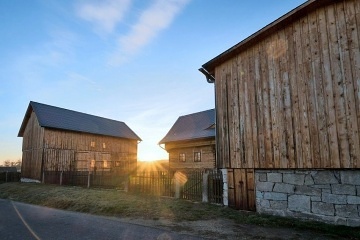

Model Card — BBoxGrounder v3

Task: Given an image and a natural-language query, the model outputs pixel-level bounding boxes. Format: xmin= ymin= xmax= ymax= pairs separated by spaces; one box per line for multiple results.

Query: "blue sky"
xmin=0 ymin=0 xmax=306 ymax=164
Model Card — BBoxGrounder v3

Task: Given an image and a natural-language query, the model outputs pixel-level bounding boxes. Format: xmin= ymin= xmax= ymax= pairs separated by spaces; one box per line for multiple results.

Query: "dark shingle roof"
xmin=18 ymin=101 xmax=141 ymax=140
xmin=159 ymin=109 xmax=215 ymax=144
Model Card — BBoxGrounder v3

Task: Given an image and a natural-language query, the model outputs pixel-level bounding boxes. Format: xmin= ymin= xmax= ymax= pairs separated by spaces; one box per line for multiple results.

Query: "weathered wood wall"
xmin=43 ymin=129 xmax=138 ymax=172
xmin=21 ymin=112 xmax=44 ymax=180
xmin=214 ymin=0 xmax=360 ymax=169
xmin=165 ymin=139 xmax=216 ymax=169
xmin=21 ymin=112 xmax=138 ymax=180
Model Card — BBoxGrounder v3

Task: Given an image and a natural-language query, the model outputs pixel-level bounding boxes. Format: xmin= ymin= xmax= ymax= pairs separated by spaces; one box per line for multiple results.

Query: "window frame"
xmin=194 ymin=151 xmax=201 ymax=162
xmin=179 ymin=153 xmax=186 ymax=162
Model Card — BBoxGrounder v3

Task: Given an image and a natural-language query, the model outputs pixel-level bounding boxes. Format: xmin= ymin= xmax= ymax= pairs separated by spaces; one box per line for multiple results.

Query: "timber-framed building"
xmin=159 ymin=109 xmax=216 ymax=170
xmin=18 ymin=101 xmax=141 ymax=181
xmin=200 ymin=0 xmax=360 ymax=226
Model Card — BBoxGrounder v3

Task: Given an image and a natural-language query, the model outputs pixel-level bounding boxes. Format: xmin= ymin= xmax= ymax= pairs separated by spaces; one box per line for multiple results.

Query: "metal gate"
xmin=181 ymin=170 xmax=203 ymax=201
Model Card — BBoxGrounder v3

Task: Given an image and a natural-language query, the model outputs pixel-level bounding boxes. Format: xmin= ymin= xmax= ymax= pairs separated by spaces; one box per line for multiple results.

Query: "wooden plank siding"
xmin=42 ymin=129 xmax=138 ymax=172
xmin=21 ymin=111 xmax=138 ymax=180
xmin=213 ymin=0 xmax=360 ymax=169
xmin=21 ymin=112 xmax=44 ymax=179
xmin=166 ymin=139 xmax=216 ymax=170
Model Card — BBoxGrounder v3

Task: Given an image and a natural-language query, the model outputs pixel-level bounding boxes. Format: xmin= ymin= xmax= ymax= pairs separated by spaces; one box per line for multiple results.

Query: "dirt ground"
xmin=121 ymin=217 xmax=346 ymax=240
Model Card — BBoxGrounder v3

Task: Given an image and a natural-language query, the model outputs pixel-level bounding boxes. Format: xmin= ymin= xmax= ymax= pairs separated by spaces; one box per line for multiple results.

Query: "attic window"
xmin=91 ymin=142 xmax=96 ymax=148
xmin=179 ymin=153 xmax=186 ymax=162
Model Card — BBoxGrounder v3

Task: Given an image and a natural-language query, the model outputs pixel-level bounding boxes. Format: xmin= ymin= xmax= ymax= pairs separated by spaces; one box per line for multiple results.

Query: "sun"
xmin=137 ymin=143 xmax=168 ymax=162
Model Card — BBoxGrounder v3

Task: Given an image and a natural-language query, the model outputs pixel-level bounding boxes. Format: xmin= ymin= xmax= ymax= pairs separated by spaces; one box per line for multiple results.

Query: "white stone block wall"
xmin=255 ymin=170 xmax=360 ymax=227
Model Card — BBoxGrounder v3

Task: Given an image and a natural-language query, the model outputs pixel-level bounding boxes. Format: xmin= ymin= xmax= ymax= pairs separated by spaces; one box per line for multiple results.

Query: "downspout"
xmin=199 ymin=66 xmax=227 ymax=206
xmin=158 ymin=143 xmax=170 ymax=171
xmin=199 ymin=67 xmax=218 ymax=168
xmin=158 ymin=143 xmax=166 ymax=151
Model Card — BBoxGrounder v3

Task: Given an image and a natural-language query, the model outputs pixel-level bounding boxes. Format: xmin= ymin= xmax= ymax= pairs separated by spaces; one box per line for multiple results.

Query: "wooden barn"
xmin=159 ymin=109 xmax=216 ymax=170
xmin=18 ymin=101 xmax=141 ymax=181
xmin=200 ymin=0 xmax=360 ymax=226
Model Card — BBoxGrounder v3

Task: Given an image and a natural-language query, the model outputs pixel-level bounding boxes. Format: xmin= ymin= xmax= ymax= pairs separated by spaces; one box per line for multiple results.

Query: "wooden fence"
xmin=128 ymin=171 xmax=173 ymax=197
xmin=128 ymin=169 xmax=223 ymax=204
xmin=40 ymin=169 xmax=224 ymax=205
xmin=0 ymin=172 xmax=21 ymax=183
xmin=43 ymin=171 xmax=128 ymax=189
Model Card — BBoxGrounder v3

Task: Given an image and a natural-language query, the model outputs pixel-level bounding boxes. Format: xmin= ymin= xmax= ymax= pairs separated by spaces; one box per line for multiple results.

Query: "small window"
xmin=90 ymin=160 xmax=95 ymax=168
xmin=103 ymin=143 xmax=106 ymax=149
xmin=179 ymin=153 xmax=186 ymax=162
xmin=90 ymin=141 xmax=96 ymax=147
xmin=194 ymin=152 xmax=201 ymax=162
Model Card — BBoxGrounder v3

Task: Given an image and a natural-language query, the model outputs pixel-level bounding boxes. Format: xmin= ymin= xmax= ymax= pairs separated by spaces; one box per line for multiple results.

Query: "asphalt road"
xmin=0 ymin=199 xmax=204 ymax=240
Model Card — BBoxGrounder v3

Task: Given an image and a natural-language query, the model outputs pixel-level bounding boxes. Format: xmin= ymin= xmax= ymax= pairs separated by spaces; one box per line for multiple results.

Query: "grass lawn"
xmin=0 ymin=182 xmax=359 ymax=239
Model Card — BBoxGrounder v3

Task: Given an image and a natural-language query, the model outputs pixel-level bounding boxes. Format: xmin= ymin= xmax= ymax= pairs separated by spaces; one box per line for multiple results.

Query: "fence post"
xmin=202 ymin=171 xmax=209 ymax=203
xmin=221 ymin=169 xmax=228 ymax=206
xmin=60 ymin=171 xmax=63 ymax=185
xmin=87 ymin=171 xmax=91 ymax=188
xmin=174 ymin=175 xmax=180 ymax=199
xmin=124 ymin=175 xmax=129 ymax=192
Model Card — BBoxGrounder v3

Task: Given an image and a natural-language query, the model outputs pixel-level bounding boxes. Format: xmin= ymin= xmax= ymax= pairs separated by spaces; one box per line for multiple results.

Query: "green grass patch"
xmin=0 ymin=182 xmax=359 ymax=239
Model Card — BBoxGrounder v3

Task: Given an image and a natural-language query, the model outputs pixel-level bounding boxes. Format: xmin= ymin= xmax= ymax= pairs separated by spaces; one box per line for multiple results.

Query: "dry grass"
xmin=0 ymin=182 xmax=359 ymax=239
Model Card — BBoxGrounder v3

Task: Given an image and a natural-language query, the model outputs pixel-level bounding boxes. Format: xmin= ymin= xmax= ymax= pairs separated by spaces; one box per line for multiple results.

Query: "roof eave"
xmin=42 ymin=126 xmax=142 ymax=141
xmin=159 ymin=135 xmax=216 ymax=145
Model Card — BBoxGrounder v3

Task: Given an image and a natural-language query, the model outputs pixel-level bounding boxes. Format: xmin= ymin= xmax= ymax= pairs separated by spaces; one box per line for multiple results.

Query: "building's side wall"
xmin=166 ymin=139 xmax=215 ymax=170
xmin=214 ymin=0 xmax=360 ymax=169
xmin=255 ymin=169 xmax=360 ymax=227
xmin=21 ymin=111 xmax=44 ymax=180
xmin=42 ymin=129 xmax=138 ymax=173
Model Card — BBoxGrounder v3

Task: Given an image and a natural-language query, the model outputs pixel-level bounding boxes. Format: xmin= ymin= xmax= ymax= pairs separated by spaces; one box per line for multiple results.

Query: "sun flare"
xmin=137 ymin=143 xmax=168 ymax=163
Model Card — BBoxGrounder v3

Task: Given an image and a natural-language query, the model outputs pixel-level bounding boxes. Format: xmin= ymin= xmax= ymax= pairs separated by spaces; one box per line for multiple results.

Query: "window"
xmin=179 ymin=153 xmax=186 ymax=162
xmin=102 ymin=143 xmax=106 ymax=149
xmin=90 ymin=141 xmax=96 ymax=147
xmin=194 ymin=152 xmax=201 ymax=162
xmin=90 ymin=160 xmax=95 ymax=168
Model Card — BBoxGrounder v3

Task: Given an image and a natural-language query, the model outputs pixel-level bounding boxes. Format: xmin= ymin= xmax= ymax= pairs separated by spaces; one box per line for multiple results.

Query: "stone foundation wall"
xmin=255 ymin=170 xmax=360 ymax=227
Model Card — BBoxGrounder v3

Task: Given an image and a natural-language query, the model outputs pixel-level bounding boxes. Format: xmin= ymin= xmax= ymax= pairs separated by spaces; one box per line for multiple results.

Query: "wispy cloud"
xmin=76 ymin=0 xmax=131 ymax=34
xmin=109 ymin=0 xmax=191 ymax=65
